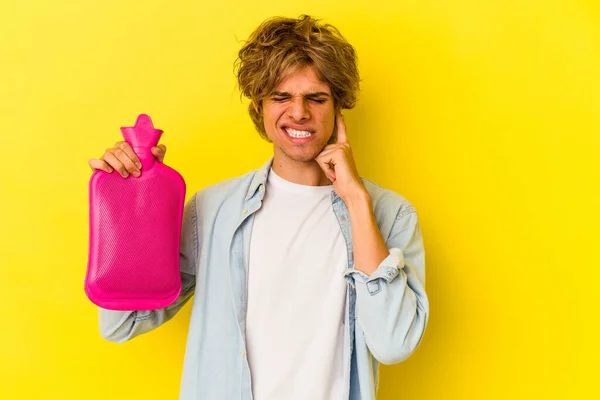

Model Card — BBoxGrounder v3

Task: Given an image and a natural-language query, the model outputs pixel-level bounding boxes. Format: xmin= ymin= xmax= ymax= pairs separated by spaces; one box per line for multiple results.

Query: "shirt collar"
xmin=245 ymin=156 xmax=343 ymax=203
xmin=246 ymin=157 xmax=273 ymax=200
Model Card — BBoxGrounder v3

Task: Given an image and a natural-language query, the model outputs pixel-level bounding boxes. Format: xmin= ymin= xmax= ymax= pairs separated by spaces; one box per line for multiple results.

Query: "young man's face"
xmin=262 ymin=65 xmax=336 ymax=164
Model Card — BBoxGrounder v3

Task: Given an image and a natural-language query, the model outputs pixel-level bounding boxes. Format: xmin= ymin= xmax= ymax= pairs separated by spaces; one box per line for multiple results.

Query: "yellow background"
xmin=1 ymin=0 xmax=598 ymax=398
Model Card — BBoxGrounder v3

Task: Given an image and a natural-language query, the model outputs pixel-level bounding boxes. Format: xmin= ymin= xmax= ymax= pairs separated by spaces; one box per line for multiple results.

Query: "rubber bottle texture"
xmin=85 ymin=114 xmax=186 ymax=310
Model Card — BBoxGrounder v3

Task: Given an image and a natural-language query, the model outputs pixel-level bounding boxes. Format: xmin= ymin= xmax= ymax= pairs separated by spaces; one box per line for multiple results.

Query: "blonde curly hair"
xmin=234 ymin=15 xmax=360 ymax=142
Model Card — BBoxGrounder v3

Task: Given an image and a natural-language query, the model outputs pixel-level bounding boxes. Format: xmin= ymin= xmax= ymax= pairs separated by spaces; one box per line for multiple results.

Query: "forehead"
xmin=274 ymin=65 xmax=331 ymax=93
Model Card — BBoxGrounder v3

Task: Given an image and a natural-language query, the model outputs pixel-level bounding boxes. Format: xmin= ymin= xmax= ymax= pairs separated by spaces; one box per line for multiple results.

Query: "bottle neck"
xmin=133 ymin=147 xmax=156 ymax=170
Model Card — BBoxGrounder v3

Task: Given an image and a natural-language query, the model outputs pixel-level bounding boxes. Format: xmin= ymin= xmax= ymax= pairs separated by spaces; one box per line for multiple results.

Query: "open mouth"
xmin=282 ymin=126 xmax=315 ymax=141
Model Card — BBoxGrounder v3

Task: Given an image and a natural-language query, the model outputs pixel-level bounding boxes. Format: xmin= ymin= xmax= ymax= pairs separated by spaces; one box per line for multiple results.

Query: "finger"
xmin=111 ymin=146 xmax=141 ymax=177
xmin=117 ymin=142 xmax=142 ymax=169
xmin=319 ymin=144 xmax=338 ymax=153
xmin=335 ymin=111 xmax=347 ymax=144
xmin=151 ymin=147 xmax=164 ymax=162
xmin=88 ymin=158 xmax=113 ymax=173
xmin=317 ymin=145 xmax=342 ymax=159
xmin=318 ymin=147 xmax=350 ymax=170
xmin=315 ymin=156 xmax=336 ymax=182
xmin=151 ymin=144 xmax=167 ymax=162
xmin=102 ymin=151 xmax=130 ymax=178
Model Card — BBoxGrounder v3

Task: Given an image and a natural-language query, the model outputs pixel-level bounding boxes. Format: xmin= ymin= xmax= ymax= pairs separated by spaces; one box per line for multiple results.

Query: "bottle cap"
xmin=120 ymin=114 xmax=163 ymax=149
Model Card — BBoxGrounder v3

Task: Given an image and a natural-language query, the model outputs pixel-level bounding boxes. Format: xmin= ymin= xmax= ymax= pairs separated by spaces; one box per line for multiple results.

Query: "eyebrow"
xmin=270 ymin=91 xmax=331 ymax=97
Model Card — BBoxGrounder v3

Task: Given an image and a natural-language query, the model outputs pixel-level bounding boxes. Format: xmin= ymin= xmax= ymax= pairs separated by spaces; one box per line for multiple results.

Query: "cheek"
xmin=320 ymin=109 xmax=335 ymax=130
xmin=263 ymin=106 xmax=284 ymax=126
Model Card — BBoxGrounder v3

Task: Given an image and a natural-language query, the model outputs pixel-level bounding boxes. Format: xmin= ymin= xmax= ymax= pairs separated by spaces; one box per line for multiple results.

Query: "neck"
xmin=271 ymin=155 xmax=332 ymax=186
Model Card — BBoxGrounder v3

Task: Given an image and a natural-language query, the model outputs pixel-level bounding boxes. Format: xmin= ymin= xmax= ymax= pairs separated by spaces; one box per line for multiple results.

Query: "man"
xmin=89 ymin=15 xmax=429 ymax=400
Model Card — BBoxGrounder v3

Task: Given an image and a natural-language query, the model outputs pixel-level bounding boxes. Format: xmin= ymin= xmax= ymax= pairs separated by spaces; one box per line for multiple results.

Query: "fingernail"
xmin=133 ymin=170 xmax=140 ymax=177
xmin=122 ymin=171 xmax=129 ymax=177
xmin=135 ymin=162 xmax=142 ymax=169
xmin=107 ymin=167 xmax=113 ymax=173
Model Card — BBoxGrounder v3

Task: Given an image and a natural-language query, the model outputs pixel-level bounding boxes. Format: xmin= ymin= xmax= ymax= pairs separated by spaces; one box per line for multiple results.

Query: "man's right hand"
xmin=88 ymin=142 xmax=167 ymax=178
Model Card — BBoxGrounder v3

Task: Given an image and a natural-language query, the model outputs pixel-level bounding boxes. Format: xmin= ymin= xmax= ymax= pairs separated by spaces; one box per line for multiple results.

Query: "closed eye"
xmin=274 ymin=97 xmax=326 ymax=103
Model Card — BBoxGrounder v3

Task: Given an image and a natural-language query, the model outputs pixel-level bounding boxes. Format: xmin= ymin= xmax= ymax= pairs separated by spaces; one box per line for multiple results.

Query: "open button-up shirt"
xmin=99 ymin=157 xmax=429 ymax=400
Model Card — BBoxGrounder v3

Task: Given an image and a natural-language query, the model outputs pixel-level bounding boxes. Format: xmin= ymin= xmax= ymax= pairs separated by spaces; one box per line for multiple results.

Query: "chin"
xmin=280 ymin=147 xmax=322 ymax=163
xmin=286 ymin=152 xmax=318 ymax=163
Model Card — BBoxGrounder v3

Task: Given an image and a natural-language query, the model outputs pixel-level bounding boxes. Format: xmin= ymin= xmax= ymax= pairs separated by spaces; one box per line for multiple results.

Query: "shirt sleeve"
xmin=98 ymin=192 xmax=199 ymax=343
xmin=344 ymin=206 xmax=429 ymax=365
xmin=343 ymin=247 xmax=404 ymax=293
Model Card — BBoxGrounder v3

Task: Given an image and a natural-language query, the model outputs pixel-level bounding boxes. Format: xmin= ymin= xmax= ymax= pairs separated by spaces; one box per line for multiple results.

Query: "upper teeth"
xmin=285 ymin=128 xmax=313 ymax=138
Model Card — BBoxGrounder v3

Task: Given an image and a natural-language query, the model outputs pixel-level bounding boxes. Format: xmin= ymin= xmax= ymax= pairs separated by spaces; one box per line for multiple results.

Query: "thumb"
xmin=152 ymin=144 xmax=167 ymax=162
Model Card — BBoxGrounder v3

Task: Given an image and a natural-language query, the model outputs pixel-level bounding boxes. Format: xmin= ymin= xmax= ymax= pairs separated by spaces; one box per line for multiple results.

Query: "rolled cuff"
xmin=343 ymin=248 xmax=404 ymax=295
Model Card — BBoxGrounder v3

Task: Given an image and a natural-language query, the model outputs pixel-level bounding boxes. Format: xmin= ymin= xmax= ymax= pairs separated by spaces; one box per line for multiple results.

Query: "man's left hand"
xmin=315 ymin=111 xmax=367 ymax=201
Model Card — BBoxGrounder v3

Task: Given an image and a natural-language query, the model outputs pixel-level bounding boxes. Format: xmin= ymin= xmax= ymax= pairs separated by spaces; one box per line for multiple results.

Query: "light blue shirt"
xmin=99 ymin=157 xmax=429 ymax=399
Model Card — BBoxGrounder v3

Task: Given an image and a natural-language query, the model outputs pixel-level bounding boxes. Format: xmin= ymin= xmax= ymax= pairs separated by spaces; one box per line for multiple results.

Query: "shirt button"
xmin=259 ymin=185 xmax=264 ymax=191
xmin=240 ymin=350 xmax=246 ymax=357
xmin=242 ymin=209 xmax=247 ymax=215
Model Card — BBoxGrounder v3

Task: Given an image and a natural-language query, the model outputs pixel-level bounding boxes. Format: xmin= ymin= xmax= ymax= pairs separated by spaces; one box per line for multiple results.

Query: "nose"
xmin=287 ymin=96 xmax=310 ymax=121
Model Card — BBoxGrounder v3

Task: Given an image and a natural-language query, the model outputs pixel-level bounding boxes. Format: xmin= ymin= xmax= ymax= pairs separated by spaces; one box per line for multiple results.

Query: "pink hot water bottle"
xmin=85 ymin=114 xmax=186 ymax=310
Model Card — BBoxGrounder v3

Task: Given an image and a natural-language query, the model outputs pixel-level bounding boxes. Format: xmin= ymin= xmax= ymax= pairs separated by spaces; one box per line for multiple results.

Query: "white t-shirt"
xmin=245 ymin=167 xmax=348 ymax=400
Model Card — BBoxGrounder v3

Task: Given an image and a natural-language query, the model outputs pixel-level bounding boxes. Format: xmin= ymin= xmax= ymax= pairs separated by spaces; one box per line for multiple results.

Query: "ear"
xmin=328 ymin=123 xmax=337 ymax=145
xmin=328 ymin=105 xmax=342 ymax=144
